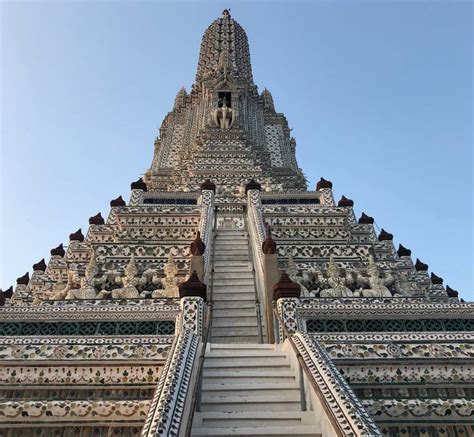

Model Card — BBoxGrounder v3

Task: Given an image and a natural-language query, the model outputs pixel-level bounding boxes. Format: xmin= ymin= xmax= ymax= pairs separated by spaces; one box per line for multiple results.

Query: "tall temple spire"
xmin=195 ymin=9 xmax=254 ymax=85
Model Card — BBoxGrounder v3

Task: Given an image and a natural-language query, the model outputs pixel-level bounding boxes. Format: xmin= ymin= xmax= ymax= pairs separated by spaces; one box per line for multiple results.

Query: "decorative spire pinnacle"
xmin=195 ymin=12 xmax=253 ymax=84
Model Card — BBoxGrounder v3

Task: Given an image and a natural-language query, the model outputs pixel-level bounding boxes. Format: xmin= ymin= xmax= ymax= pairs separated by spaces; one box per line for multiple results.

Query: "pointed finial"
xmin=179 ymin=271 xmax=207 ymax=300
xmin=430 ymin=272 xmax=443 ymax=285
xmin=446 ymin=285 xmax=459 ymax=298
xmin=316 ymin=177 xmax=333 ymax=191
xmin=378 ymin=229 xmax=393 ymax=241
xmin=32 ymin=259 xmax=47 ymax=272
xmin=50 ymin=243 xmax=65 ymax=257
xmin=337 ymin=195 xmax=354 ymax=207
xmin=358 ymin=212 xmax=374 ymax=224
xmin=397 ymin=244 xmax=411 ymax=257
xmin=190 ymin=231 xmax=206 ymax=256
xmin=69 ymin=229 xmax=84 ymax=242
xmin=245 ymin=179 xmax=261 ymax=194
xmin=89 ymin=213 xmax=105 ymax=225
xmin=110 ymin=195 xmax=126 ymax=207
xmin=131 ymin=178 xmax=147 ymax=191
xmin=415 ymin=258 xmax=428 ymax=271
xmin=262 ymin=225 xmax=277 ymax=254
xmin=17 ymin=272 xmax=30 ymax=285
xmin=273 ymin=271 xmax=301 ymax=300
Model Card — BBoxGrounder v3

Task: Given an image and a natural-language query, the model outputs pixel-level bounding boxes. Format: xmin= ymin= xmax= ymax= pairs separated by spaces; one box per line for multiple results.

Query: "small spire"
xmin=397 ymin=244 xmax=412 ymax=257
xmin=130 ymin=178 xmax=147 ymax=191
xmin=446 ymin=285 xmax=459 ymax=298
xmin=273 ymin=271 xmax=301 ymax=300
xmin=415 ymin=258 xmax=428 ymax=271
xmin=262 ymin=225 xmax=277 ymax=255
xmin=50 ymin=243 xmax=65 ymax=257
xmin=337 ymin=195 xmax=354 ymax=207
xmin=245 ymin=179 xmax=261 ymax=194
xmin=179 ymin=271 xmax=207 ymax=300
xmin=69 ymin=229 xmax=84 ymax=242
xmin=17 ymin=272 xmax=30 ymax=285
xmin=89 ymin=212 xmax=105 ymax=225
xmin=190 ymin=231 xmax=206 ymax=256
xmin=358 ymin=212 xmax=374 ymax=224
xmin=200 ymin=179 xmax=216 ymax=193
xmin=378 ymin=229 xmax=393 ymax=241
xmin=2 ymin=286 xmax=13 ymax=298
xmin=316 ymin=177 xmax=333 ymax=191
xmin=430 ymin=272 xmax=443 ymax=285
xmin=32 ymin=258 xmax=47 ymax=272
xmin=110 ymin=195 xmax=126 ymax=207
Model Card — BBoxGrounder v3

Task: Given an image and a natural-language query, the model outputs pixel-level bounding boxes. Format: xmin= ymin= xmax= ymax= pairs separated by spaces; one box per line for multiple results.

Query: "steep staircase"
xmin=191 ymin=222 xmax=319 ymax=436
xmin=210 ymin=228 xmax=262 ymax=343
xmin=191 ymin=343 xmax=318 ymax=436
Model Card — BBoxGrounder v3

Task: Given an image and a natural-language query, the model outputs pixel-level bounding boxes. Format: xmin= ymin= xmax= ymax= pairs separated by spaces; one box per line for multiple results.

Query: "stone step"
xmin=209 ymin=335 xmax=260 ymax=344
xmin=214 ymin=254 xmax=249 ymax=260
xmin=213 ymin=260 xmax=251 ymax=267
xmin=213 ymin=282 xmax=255 ymax=289
xmin=194 ymin=411 xmax=310 ymax=428
xmin=206 ymin=349 xmax=284 ymax=358
xmin=215 ymin=240 xmax=248 ymax=246
xmin=213 ymin=265 xmax=252 ymax=272
xmin=191 ymin=425 xmax=318 ymax=436
xmin=209 ymin=343 xmax=275 ymax=350
xmin=203 ymin=369 xmax=296 ymax=383
xmin=214 ymin=254 xmax=249 ymax=262
xmin=202 ymin=382 xmax=300 ymax=397
xmin=210 ymin=329 xmax=260 ymax=340
xmin=212 ymin=316 xmax=257 ymax=328
xmin=213 ymin=272 xmax=254 ymax=279
xmin=213 ymin=300 xmax=256 ymax=309
xmin=203 ymin=357 xmax=288 ymax=368
xmin=200 ymin=394 xmax=301 ymax=412
xmin=214 ymin=241 xmax=249 ymax=250
xmin=214 ymin=244 xmax=249 ymax=250
xmin=213 ymin=293 xmax=255 ymax=302
xmin=213 ymin=279 xmax=254 ymax=286
xmin=213 ymin=308 xmax=257 ymax=318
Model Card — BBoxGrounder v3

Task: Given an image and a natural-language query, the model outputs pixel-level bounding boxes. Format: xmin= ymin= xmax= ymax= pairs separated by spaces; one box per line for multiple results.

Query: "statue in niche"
xmin=47 ymin=251 xmax=105 ymax=300
xmin=153 ymin=254 xmax=179 ymax=298
xmin=211 ymin=97 xmax=235 ymax=129
xmin=309 ymin=256 xmax=359 ymax=298
xmin=46 ymin=265 xmax=82 ymax=300
xmin=393 ymin=272 xmax=419 ymax=296
xmin=68 ymin=251 xmax=101 ymax=299
xmin=110 ymin=256 xmax=141 ymax=299
xmin=356 ymin=254 xmax=394 ymax=297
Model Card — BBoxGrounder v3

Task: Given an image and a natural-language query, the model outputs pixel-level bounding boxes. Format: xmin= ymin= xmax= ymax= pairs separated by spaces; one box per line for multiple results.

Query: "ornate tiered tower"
xmin=1 ymin=10 xmax=472 ymax=437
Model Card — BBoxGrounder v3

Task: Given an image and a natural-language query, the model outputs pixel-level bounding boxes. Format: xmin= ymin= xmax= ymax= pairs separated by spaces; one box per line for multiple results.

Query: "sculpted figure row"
xmin=46 ymin=251 xmax=180 ymax=301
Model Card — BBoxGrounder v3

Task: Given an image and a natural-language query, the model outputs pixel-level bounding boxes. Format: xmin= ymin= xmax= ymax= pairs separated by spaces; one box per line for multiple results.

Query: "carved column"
xmin=262 ymin=228 xmax=279 ymax=344
xmin=129 ymin=178 xmax=147 ymax=205
xmin=198 ymin=181 xmax=215 ymax=277
xmin=316 ymin=177 xmax=335 ymax=206
xmin=189 ymin=232 xmax=206 ymax=282
xmin=273 ymin=272 xmax=301 ymax=343
xmin=178 ymin=272 xmax=207 ymax=337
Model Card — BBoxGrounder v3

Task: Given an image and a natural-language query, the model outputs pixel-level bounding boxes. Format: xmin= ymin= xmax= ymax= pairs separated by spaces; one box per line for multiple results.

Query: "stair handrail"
xmin=244 ymin=215 xmax=264 ymax=343
xmin=272 ymin=306 xmax=381 ymax=437
xmin=184 ymin=221 xmax=217 ymax=436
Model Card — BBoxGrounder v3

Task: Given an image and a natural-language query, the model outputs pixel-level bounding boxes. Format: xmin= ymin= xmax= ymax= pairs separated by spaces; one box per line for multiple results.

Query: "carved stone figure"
xmin=154 ymin=254 xmax=179 ymax=298
xmin=111 ymin=256 xmax=141 ymax=299
xmin=308 ymin=256 xmax=359 ymax=298
xmin=357 ymin=255 xmax=394 ymax=297
xmin=211 ymin=98 xmax=235 ymax=129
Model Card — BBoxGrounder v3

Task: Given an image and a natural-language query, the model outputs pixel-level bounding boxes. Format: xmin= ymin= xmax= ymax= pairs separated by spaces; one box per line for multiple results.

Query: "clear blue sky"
xmin=1 ymin=1 xmax=472 ymax=299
